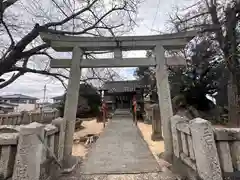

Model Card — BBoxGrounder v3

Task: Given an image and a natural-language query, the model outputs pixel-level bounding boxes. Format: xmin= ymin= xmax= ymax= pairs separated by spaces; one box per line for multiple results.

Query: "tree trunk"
xmin=227 ymin=73 xmax=240 ymax=127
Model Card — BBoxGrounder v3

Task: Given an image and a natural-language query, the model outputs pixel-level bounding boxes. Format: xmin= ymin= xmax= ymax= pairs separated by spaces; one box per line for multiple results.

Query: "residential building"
xmin=0 ymin=94 xmax=38 ymax=112
xmin=0 ymin=102 xmax=18 ymax=113
xmin=52 ymin=95 xmax=63 ymax=104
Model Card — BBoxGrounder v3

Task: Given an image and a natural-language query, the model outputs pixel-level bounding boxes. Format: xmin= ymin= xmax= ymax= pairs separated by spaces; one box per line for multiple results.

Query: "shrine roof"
xmin=101 ymin=80 xmax=144 ymax=93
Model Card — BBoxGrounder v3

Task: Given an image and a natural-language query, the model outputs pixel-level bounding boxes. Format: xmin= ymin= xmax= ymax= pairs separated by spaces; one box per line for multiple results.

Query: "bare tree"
xmin=0 ymin=0 xmax=139 ymax=89
xmin=168 ymin=0 xmax=240 ymax=126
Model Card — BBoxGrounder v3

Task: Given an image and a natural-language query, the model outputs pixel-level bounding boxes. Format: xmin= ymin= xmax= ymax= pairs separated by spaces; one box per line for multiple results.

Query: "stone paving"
xmin=58 ymin=109 xmax=181 ymax=180
xmin=80 ymin=111 xmax=160 ymax=174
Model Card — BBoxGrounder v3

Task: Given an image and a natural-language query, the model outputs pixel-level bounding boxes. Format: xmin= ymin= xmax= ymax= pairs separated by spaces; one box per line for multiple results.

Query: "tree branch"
xmin=0 ymin=57 xmax=28 ymax=89
xmin=21 ymin=43 xmax=49 ymax=57
xmin=0 ymin=0 xmax=18 ymax=14
xmin=10 ymin=66 xmax=68 ymax=79
xmin=207 ymin=0 xmax=225 ymax=48
xmin=0 ymin=72 xmax=23 ymax=88
xmin=0 ymin=19 xmax=15 ymax=58
xmin=46 ymin=5 xmax=125 ymax=35
xmin=44 ymin=0 xmax=98 ymax=27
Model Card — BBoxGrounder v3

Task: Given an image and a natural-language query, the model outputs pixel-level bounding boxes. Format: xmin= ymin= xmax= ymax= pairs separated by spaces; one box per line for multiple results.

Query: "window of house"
xmin=10 ymin=99 xmax=20 ymax=103
xmin=18 ymin=99 xmax=27 ymax=104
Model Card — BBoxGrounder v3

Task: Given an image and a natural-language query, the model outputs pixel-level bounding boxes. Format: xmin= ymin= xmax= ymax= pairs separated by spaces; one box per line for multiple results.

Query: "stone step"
xmin=105 ymin=172 xmax=183 ymax=180
xmin=59 ymin=171 xmax=183 ymax=180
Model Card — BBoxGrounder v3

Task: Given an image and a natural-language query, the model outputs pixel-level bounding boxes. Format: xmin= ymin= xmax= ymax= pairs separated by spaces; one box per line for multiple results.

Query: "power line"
xmin=151 ymin=0 xmax=161 ymax=33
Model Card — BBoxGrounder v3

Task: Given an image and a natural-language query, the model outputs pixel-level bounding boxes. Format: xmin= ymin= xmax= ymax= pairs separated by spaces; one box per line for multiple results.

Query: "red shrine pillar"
xmin=101 ymin=100 xmax=107 ymax=128
xmin=132 ymin=95 xmax=137 ymax=125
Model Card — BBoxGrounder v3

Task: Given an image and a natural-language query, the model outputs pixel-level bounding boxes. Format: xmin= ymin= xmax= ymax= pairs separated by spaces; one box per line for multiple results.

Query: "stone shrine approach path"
xmin=58 ymin=109 xmax=180 ymax=180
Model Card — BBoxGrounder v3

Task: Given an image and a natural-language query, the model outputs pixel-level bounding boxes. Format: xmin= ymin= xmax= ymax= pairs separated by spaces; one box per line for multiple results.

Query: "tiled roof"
xmin=101 ymin=80 xmax=142 ymax=93
xmin=0 ymin=94 xmax=38 ymax=100
xmin=52 ymin=95 xmax=64 ymax=100
xmin=0 ymin=101 xmax=18 ymax=106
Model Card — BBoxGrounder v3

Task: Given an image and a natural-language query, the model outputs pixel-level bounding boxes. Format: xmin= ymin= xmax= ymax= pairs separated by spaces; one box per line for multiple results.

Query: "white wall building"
xmin=0 ymin=94 xmax=38 ymax=112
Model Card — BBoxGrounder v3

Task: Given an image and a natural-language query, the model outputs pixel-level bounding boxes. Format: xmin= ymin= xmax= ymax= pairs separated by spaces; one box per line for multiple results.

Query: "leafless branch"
xmin=0 ymin=71 xmax=22 ymax=88
xmin=0 ymin=0 xmax=138 ymax=89
xmin=46 ymin=24 xmax=123 ymax=35
xmin=10 ymin=66 xmax=68 ymax=79
xmin=51 ymin=0 xmax=68 ymax=18
xmin=0 ymin=19 xmax=14 ymax=58
xmin=44 ymin=0 xmax=98 ymax=27
xmin=46 ymin=5 xmax=126 ymax=35
xmin=0 ymin=0 xmax=18 ymax=14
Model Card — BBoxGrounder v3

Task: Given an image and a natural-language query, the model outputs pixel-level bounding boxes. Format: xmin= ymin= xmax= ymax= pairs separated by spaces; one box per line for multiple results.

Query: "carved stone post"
xmin=228 ymin=73 xmax=239 ymax=126
xmin=63 ymin=46 xmax=83 ymax=167
xmin=21 ymin=111 xmax=30 ymax=124
xmin=52 ymin=117 xmax=65 ymax=164
xmin=154 ymin=45 xmax=173 ymax=162
xmin=12 ymin=122 xmax=44 ymax=180
xmin=190 ymin=118 xmax=222 ymax=180
xmin=151 ymin=104 xmax=163 ymax=141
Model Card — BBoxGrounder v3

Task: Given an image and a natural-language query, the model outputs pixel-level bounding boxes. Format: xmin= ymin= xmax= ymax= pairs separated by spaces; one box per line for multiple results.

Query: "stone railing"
xmin=214 ymin=128 xmax=240 ymax=176
xmin=0 ymin=129 xmax=19 ymax=179
xmin=0 ymin=110 xmax=59 ymax=125
xmin=171 ymin=115 xmax=224 ymax=180
xmin=0 ymin=117 xmax=65 ymax=180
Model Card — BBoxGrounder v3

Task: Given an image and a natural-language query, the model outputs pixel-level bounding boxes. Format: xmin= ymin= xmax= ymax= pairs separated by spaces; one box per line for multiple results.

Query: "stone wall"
xmin=0 ymin=117 xmax=65 ymax=180
xmin=0 ymin=110 xmax=59 ymax=125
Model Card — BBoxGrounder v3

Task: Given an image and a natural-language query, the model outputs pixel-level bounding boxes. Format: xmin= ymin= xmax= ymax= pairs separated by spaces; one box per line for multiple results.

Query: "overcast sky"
xmin=0 ymin=0 xmax=194 ymax=101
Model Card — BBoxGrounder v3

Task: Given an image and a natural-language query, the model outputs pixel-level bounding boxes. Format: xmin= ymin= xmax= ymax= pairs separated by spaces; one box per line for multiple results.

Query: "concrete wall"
xmin=15 ymin=103 xmax=36 ymax=112
xmin=0 ymin=118 xmax=65 ymax=180
xmin=171 ymin=115 xmax=240 ymax=180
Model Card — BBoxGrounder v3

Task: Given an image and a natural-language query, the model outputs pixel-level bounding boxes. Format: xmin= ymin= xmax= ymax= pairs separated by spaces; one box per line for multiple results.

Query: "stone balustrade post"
xmin=189 ymin=118 xmax=222 ymax=180
xmin=40 ymin=111 xmax=44 ymax=123
xmin=0 ymin=133 xmax=18 ymax=179
xmin=12 ymin=122 xmax=44 ymax=180
xmin=170 ymin=115 xmax=188 ymax=158
xmin=151 ymin=104 xmax=163 ymax=141
xmin=52 ymin=118 xmax=65 ymax=164
xmin=21 ymin=111 xmax=30 ymax=124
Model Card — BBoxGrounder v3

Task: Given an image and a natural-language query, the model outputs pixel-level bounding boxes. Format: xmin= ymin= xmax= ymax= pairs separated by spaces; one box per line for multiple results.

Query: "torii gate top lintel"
xmin=40 ymin=30 xmax=197 ymax=52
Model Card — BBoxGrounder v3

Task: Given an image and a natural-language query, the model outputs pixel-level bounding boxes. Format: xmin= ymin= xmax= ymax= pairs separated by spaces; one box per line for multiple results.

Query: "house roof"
xmin=0 ymin=104 xmax=15 ymax=109
xmin=52 ymin=95 xmax=63 ymax=100
xmin=0 ymin=94 xmax=38 ymax=100
xmin=0 ymin=102 xmax=18 ymax=108
xmin=101 ymin=80 xmax=142 ymax=93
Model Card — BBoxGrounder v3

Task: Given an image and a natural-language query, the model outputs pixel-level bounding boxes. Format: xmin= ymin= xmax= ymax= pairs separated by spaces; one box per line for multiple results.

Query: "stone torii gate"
xmin=40 ymin=31 xmax=196 ymax=166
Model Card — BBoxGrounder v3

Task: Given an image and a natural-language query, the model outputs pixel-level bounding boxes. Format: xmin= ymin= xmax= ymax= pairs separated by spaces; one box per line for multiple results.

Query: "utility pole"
xmin=43 ymin=85 xmax=47 ymax=104
xmin=40 ymin=84 xmax=47 ymax=121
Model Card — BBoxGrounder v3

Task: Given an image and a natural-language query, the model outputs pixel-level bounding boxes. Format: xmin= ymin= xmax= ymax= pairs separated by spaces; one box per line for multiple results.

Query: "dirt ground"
xmin=137 ymin=122 xmax=165 ymax=155
xmin=72 ymin=118 xmax=104 ymax=158
xmin=72 ymin=119 xmax=164 ymax=158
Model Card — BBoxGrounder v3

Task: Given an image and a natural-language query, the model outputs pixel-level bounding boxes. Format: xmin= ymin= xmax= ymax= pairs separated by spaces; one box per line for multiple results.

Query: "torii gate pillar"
xmin=63 ymin=46 xmax=83 ymax=167
xmin=154 ymin=45 xmax=173 ymax=162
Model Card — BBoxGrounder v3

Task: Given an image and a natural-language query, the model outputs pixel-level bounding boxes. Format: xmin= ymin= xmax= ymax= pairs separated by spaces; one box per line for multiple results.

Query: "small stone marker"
xmin=12 ymin=122 xmax=44 ymax=180
xmin=190 ymin=118 xmax=222 ymax=180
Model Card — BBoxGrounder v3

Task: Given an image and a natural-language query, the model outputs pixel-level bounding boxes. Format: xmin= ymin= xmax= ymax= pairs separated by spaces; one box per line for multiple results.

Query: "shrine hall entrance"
xmin=100 ymin=81 xmax=144 ymax=111
xmin=115 ymin=92 xmax=134 ymax=109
